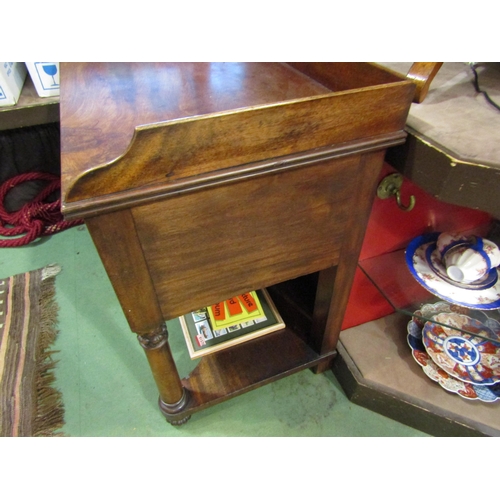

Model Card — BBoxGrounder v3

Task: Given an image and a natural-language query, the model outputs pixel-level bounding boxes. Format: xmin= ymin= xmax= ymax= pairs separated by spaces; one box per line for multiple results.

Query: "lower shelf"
xmin=168 ymin=328 xmax=335 ymax=422
xmin=333 ymin=313 xmax=500 ymax=437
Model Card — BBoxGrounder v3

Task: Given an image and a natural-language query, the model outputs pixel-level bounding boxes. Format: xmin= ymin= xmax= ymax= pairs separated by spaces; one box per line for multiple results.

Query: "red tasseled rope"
xmin=0 ymin=173 xmax=83 ymax=247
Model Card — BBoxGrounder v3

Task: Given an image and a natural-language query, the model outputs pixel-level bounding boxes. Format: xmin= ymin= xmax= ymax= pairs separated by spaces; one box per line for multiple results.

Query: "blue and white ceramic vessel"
xmin=406 ymin=233 xmax=500 ymax=310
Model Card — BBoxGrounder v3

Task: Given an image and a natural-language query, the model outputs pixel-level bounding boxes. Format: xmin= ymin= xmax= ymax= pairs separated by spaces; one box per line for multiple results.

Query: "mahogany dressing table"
xmin=60 ymin=63 xmax=415 ymax=424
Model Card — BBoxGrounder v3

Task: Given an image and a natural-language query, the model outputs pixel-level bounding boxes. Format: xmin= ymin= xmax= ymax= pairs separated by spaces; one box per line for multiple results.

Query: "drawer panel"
xmin=132 ymin=155 xmax=360 ymax=319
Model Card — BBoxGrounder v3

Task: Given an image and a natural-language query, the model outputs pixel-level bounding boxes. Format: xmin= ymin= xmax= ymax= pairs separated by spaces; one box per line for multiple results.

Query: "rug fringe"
xmin=32 ymin=268 xmax=65 ymax=437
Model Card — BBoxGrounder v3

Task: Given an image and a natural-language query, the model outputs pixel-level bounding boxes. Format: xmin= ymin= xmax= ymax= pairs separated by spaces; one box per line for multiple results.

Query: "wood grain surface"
xmin=59 ymin=63 xmax=415 ymax=421
xmin=60 ymin=62 xmax=414 ymax=206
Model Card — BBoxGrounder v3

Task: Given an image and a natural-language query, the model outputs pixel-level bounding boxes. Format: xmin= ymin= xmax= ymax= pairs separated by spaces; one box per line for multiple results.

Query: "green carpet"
xmin=0 ymin=225 xmax=428 ymax=436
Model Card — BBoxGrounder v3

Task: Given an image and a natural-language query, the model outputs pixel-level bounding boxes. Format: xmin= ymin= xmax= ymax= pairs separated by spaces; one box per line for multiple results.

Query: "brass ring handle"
xmin=377 ymin=173 xmax=416 ymax=212
xmin=395 ymin=189 xmax=416 ymax=212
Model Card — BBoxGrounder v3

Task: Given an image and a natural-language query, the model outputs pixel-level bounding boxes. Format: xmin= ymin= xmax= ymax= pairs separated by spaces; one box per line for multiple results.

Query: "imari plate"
xmin=407 ymin=318 xmax=500 ymax=402
xmin=422 ymin=312 xmax=500 ymax=385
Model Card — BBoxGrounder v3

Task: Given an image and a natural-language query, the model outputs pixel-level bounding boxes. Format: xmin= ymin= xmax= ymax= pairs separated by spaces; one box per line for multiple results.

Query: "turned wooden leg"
xmin=86 ymin=210 xmax=191 ymax=425
xmin=137 ymin=324 xmax=191 ymax=425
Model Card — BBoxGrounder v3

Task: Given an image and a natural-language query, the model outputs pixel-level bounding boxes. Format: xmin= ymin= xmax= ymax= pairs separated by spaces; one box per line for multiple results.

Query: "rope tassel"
xmin=0 ymin=173 xmax=83 ymax=247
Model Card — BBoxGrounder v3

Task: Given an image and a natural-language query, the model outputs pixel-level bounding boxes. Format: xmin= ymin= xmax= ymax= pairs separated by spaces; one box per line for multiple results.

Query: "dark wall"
xmin=0 ymin=123 xmax=60 ymax=211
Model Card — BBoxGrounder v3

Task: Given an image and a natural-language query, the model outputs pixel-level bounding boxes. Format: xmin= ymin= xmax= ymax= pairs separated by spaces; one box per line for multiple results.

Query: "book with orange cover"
xmin=179 ymin=289 xmax=285 ymax=359
xmin=207 ymin=291 xmax=267 ymax=331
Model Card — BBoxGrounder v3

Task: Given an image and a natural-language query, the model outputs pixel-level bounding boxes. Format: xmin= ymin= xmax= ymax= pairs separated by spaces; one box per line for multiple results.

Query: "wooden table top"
xmin=60 ymin=62 xmax=331 ymax=200
xmin=59 ymin=63 xmax=413 ymax=215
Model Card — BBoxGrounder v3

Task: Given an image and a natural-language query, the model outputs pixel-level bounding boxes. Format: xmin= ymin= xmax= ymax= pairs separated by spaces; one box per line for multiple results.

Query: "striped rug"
xmin=0 ymin=265 xmax=64 ymax=437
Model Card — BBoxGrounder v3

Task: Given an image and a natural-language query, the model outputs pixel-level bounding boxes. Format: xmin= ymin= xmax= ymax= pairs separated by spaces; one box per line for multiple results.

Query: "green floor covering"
xmin=0 ymin=226 xmax=428 ymax=437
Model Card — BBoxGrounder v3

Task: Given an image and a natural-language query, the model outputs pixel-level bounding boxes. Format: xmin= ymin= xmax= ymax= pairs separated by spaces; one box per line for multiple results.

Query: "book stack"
xmin=179 ymin=289 xmax=285 ymax=359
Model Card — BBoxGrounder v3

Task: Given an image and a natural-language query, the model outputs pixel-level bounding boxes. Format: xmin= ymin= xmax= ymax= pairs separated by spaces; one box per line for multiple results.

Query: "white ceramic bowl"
xmin=444 ymin=245 xmax=490 ymax=283
xmin=436 ymin=232 xmax=471 ymax=259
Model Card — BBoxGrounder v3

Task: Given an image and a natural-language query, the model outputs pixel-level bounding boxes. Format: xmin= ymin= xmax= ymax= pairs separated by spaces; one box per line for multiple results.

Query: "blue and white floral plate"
xmin=406 ymin=233 xmax=500 ymax=310
xmin=407 ymin=314 xmax=500 ymax=402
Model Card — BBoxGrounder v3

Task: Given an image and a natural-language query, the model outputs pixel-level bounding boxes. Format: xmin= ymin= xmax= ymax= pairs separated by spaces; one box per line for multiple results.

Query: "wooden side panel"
xmin=64 ymin=83 xmax=414 ymax=203
xmin=132 ymin=156 xmax=361 ymax=319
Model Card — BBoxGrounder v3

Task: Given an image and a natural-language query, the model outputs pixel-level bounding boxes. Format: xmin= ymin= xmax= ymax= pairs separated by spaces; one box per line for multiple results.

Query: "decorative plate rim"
xmin=406 ymin=319 xmax=500 ymax=402
xmin=405 ymin=233 xmax=500 ymax=310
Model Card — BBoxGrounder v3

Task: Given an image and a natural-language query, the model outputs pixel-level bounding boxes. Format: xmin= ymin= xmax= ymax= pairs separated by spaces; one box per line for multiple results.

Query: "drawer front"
xmin=132 ymin=155 xmax=361 ymax=319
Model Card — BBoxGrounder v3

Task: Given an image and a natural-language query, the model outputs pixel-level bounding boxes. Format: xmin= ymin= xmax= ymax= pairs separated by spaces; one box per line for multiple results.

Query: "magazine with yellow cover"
xmin=207 ymin=291 xmax=266 ymax=330
xmin=179 ymin=289 xmax=285 ymax=359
